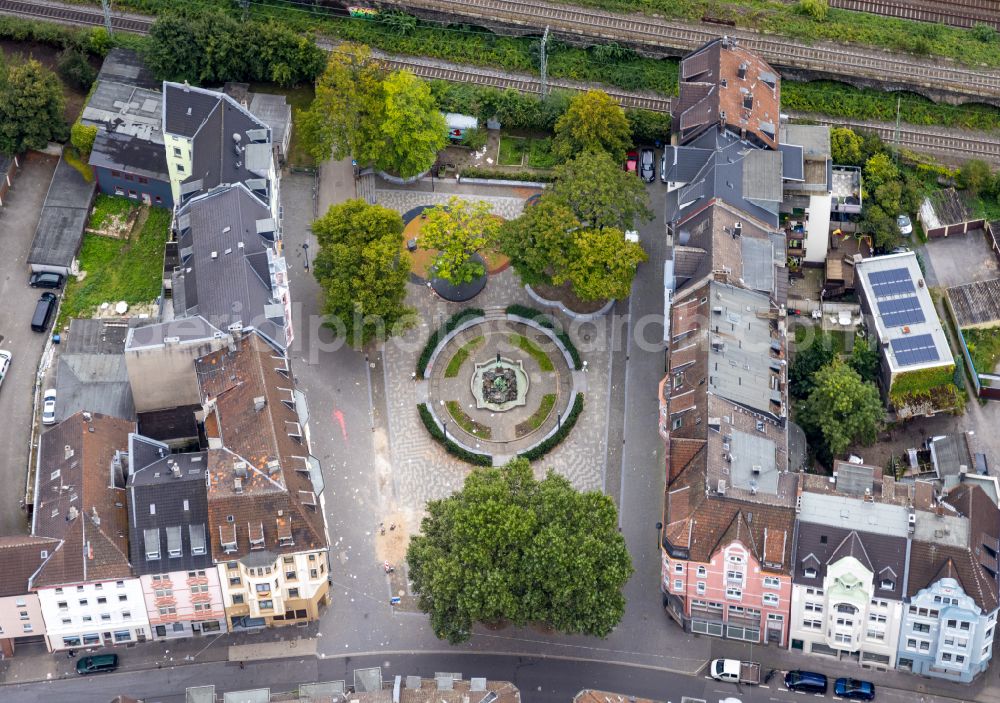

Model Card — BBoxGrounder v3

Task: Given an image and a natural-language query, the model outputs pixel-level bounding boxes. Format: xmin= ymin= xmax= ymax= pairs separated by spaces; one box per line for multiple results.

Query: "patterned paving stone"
xmin=382 ymin=266 xmax=611 ymax=512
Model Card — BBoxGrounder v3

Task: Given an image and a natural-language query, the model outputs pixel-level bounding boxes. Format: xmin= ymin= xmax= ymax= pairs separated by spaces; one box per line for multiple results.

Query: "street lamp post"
xmin=302 ymin=242 xmax=310 ymax=272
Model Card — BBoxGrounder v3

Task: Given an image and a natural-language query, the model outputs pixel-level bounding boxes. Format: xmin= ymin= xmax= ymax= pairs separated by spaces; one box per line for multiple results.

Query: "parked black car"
xmin=31 ymin=292 xmax=58 ymax=333
xmin=640 ymin=147 xmax=656 ymax=183
xmin=76 ymin=653 xmax=119 ymax=675
xmin=784 ymin=670 xmax=828 ymax=694
xmin=29 ymin=272 xmax=64 ymax=289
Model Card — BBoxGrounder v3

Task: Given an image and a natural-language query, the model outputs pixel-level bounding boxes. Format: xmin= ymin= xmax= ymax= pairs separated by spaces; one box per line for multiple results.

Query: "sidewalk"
xmin=711 ymin=636 xmax=1000 ymax=703
xmin=0 ymin=623 xmax=319 ymax=685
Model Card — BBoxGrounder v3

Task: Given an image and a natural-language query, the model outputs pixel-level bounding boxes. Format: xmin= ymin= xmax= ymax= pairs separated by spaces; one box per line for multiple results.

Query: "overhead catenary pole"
xmin=893 ymin=94 xmax=901 ymax=159
xmin=100 ymin=0 xmax=113 ymax=35
xmin=240 ymin=0 xmax=250 ymax=22
xmin=540 ymin=26 xmax=550 ymax=99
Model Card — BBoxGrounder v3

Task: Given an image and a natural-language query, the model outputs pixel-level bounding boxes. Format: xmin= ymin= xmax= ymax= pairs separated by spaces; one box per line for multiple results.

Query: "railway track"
xmin=1 ymin=0 xmax=997 ymax=163
xmin=0 ymin=0 xmax=152 ymax=32
xmin=380 ymin=0 xmax=1000 ymax=100
xmin=829 ymin=0 xmax=1000 ymax=31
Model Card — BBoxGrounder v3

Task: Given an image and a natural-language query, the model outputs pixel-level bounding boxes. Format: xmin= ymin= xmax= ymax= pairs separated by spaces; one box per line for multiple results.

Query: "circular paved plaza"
xmin=426 ymin=318 xmax=574 ymax=456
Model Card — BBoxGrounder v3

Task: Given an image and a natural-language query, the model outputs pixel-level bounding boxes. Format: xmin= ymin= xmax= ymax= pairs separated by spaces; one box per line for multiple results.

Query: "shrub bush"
xmin=417 ymin=404 xmax=492 ymax=466
xmin=505 ymin=304 xmax=583 ymax=369
xmin=796 ymin=0 xmax=829 ymax=21
xmin=57 ymin=48 xmax=97 ymax=91
xmin=70 ymin=122 xmax=98 ymax=158
xmin=519 ymin=393 xmax=584 ymax=461
xmin=459 ymin=167 xmax=556 ymax=183
xmin=417 ymin=308 xmax=485 ymax=377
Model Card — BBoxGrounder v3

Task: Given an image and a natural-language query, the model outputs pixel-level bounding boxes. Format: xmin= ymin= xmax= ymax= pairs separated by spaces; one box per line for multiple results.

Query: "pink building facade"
xmin=662 ymin=521 xmax=794 ymax=646
xmin=140 ymin=569 xmax=227 ymax=640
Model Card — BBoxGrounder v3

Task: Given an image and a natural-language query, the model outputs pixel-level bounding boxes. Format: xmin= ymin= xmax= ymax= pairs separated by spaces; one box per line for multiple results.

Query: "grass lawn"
xmin=498 ymin=135 xmax=527 ymax=166
xmin=527 ymin=138 xmax=558 ymax=169
xmin=446 ymin=400 xmax=492 ymax=439
xmin=793 ymin=324 xmax=850 ymax=356
xmin=510 ymin=333 xmax=554 ymax=371
xmin=445 ymin=336 xmax=484 ymax=377
xmin=515 ymin=393 xmax=556 ymax=437
xmin=87 ymin=194 xmax=137 ymax=230
xmin=963 ymin=327 xmax=1000 ymax=375
xmin=248 ymin=82 xmax=316 ymax=169
xmin=58 ymin=207 xmax=170 ymax=327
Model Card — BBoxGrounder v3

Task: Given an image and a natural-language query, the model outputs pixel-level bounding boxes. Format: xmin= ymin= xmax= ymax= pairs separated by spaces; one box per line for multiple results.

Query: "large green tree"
xmin=830 ymin=127 xmax=863 ymax=165
xmin=552 ymin=89 xmax=632 ymax=162
xmin=406 ymin=458 xmax=633 ymax=644
xmin=801 ymin=359 xmax=883 ymax=459
xmin=550 ymin=151 xmax=652 ymax=230
xmin=496 ymin=197 xmax=580 ymax=286
xmin=378 ymin=70 xmax=447 ymax=178
xmin=419 ymin=197 xmax=500 ymax=284
xmin=311 ymin=199 xmax=413 ymax=348
xmin=564 ymin=227 xmax=647 ymax=301
xmin=298 ymin=43 xmax=386 ymax=164
xmin=0 ymin=58 xmax=68 ymax=155
xmin=789 ymin=332 xmax=836 ymax=400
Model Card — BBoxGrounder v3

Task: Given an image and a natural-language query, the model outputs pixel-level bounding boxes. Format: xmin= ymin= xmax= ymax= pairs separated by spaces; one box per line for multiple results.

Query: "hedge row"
xmin=459 ymin=167 xmax=556 ymax=183
xmin=506 ymin=304 xmax=583 ymax=370
xmin=417 ymin=403 xmax=493 ymax=467
xmin=416 ymin=308 xmax=485 ymax=377
xmin=519 ymin=393 xmax=584 ymax=462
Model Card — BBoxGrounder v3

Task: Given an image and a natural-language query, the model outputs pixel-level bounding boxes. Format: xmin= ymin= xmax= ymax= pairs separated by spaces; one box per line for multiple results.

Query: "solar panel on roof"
xmin=890 ymin=334 xmax=939 ymax=366
xmin=876 ymin=296 xmax=925 ymax=327
xmin=868 ymin=267 xmax=915 ymax=299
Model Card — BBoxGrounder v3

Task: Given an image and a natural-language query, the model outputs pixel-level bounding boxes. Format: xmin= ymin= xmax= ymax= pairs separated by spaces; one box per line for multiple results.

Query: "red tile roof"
xmin=0 ymin=536 xmax=61 ymax=596
xmin=196 ymin=333 xmax=327 ymax=562
xmin=31 ymin=413 xmax=134 ymax=587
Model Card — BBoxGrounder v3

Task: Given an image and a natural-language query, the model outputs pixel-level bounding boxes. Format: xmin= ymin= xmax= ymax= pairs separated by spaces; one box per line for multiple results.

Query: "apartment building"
xmin=162 ymin=81 xmax=279 ymax=218
xmin=195 ymin=331 xmax=329 ymax=630
xmin=660 ymin=280 xmax=796 ymax=646
xmin=31 ymin=412 xmax=150 ymax=651
xmin=898 ymin=483 xmax=1000 ymax=682
xmin=127 ymin=434 xmax=227 ymax=639
xmin=0 ymin=536 xmax=59 ymax=656
xmin=788 ymin=465 xmax=913 ymax=667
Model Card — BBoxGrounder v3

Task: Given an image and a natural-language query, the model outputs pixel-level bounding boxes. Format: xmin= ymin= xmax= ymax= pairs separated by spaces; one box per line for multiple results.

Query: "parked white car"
xmin=0 ymin=350 xmax=10 ymax=390
xmin=42 ymin=389 xmax=57 ymax=425
xmin=897 ymin=214 xmax=913 ymax=236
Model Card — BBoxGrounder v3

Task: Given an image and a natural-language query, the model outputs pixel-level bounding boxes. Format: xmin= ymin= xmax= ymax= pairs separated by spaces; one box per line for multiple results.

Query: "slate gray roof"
xmin=89 ymin=132 xmax=169 ymax=183
xmin=27 ymin=157 xmax=96 ymax=268
xmin=137 ymin=406 xmax=201 ymax=444
xmin=665 ymin=129 xmax=781 ymax=229
xmin=129 ymin=433 xmax=170 ymax=474
xmin=97 ymin=48 xmax=159 ymax=91
xmin=781 ymin=124 xmax=831 ymax=161
xmin=930 ymin=433 xmax=974 ymax=480
xmin=792 ymin=519 xmax=909 ymax=600
xmin=661 ymin=146 xmax=713 ymax=185
xmin=81 ymin=80 xmax=163 ymax=145
xmin=125 ymin=315 xmax=224 ymax=351
xmin=55 ymin=353 xmax=135 ymax=423
xmin=127 ymin=446 xmax=213 ymax=576
xmin=64 ymin=318 xmax=131 ymax=355
xmin=248 ymin=93 xmax=291 ymax=155
xmin=173 ymin=184 xmax=289 ymax=351
xmin=164 ymin=82 xmax=273 ymax=204
xmin=163 ymin=83 xmax=224 ymax=137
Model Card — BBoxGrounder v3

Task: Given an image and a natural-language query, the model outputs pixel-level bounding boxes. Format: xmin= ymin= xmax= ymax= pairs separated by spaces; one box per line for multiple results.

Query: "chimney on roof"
xmin=65 ymin=444 xmax=74 ymax=460
xmin=82 ymin=412 xmax=92 ymax=422
xmin=171 ymin=463 xmax=182 ymax=479
xmin=87 ymin=541 xmax=93 ymax=560
xmin=67 ymin=506 xmax=79 ymax=521
xmin=254 ymin=396 xmax=267 ymax=412
xmin=183 ymin=80 xmax=190 ymax=92
xmin=91 ymin=506 xmax=101 ymax=526
xmin=266 ymin=459 xmax=280 ymax=475
xmin=234 ymin=477 xmax=243 ymax=494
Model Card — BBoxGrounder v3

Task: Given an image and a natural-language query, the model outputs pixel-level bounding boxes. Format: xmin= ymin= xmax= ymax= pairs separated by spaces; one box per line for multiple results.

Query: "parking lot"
xmin=0 ymin=153 xmax=59 ymax=535
xmin=920 ymin=228 xmax=1000 ymax=288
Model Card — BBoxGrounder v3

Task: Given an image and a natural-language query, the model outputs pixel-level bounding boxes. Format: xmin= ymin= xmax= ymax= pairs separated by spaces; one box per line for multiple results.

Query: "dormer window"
xmin=804 ymin=567 xmax=817 ymax=578
xmin=880 ymin=579 xmax=895 ymax=591
xmin=220 ymin=524 xmax=238 ymax=554
xmin=144 ymin=529 xmax=160 ymax=561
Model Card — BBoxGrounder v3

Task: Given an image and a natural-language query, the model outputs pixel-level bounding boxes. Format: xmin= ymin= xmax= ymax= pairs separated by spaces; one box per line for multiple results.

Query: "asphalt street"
xmin=0 ymin=153 xmax=60 ymax=536
xmin=0 ymin=650 xmax=974 ymax=703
